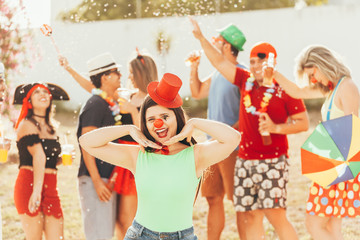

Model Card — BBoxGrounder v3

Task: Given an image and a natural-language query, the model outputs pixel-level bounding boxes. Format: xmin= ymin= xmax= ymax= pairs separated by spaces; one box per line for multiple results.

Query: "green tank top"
xmin=134 ymin=146 xmax=200 ymax=232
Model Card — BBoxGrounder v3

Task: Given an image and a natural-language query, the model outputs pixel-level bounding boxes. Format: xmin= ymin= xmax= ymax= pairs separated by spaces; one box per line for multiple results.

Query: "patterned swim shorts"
xmin=233 ymin=155 xmax=289 ymax=212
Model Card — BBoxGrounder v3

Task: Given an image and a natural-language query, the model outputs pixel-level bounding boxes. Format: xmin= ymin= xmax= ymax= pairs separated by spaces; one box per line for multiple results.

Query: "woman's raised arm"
xmin=164 ymin=118 xmax=241 ymax=177
xmin=79 ymin=125 xmax=160 ymax=173
xmin=58 ymin=56 xmax=94 ymax=93
xmin=273 ymin=71 xmax=325 ymax=99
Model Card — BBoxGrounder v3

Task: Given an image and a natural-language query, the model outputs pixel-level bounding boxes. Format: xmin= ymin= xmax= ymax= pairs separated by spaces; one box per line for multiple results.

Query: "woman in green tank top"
xmin=79 ymin=73 xmax=241 ymax=239
xmin=273 ymin=45 xmax=360 ymax=240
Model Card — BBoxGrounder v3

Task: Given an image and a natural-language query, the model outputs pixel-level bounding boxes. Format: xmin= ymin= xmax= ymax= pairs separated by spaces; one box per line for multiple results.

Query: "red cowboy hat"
xmin=147 ymin=73 xmax=183 ymax=108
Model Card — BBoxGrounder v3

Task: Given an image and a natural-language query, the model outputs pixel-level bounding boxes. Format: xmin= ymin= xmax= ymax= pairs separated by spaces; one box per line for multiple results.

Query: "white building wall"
xmin=19 ymin=4 xmax=360 ymax=109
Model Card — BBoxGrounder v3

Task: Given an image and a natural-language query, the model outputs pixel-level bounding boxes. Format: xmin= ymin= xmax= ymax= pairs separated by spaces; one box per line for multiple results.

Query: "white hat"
xmin=87 ymin=52 xmax=121 ymax=76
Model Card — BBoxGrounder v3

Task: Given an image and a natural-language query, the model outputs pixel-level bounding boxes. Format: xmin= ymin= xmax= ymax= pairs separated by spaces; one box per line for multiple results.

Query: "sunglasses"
xmin=257 ymin=53 xmax=267 ymax=59
xmin=211 ymin=36 xmax=224 ymax=45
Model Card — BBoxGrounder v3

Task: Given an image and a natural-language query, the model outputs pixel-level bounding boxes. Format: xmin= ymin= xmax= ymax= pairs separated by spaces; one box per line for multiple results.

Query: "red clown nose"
xmin=154 ymin=119 xmax=164 ymax=128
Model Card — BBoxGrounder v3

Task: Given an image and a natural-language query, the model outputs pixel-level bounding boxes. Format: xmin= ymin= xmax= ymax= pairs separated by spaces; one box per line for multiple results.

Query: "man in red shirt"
xmin=190 ymin=17 xmax=309 ymax=240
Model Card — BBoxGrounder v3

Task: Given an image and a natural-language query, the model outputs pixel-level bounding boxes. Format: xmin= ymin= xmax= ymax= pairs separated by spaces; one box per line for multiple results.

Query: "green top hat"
xmin=218 ymin=24 xmax=246 ymax=51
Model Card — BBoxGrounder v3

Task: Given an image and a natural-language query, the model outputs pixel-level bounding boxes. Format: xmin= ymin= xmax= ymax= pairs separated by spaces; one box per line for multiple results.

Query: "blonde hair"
xmin=129 ymin=55 xmax=158 ymax=93
xmin=295 ymin=45 xmax=351 ymax=92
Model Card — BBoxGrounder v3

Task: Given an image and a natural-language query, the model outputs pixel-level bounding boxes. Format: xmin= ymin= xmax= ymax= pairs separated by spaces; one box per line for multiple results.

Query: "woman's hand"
xmin=28 ymin=191 xmax=41 ymax=213
xmin=128 ymin=126 xmax=161 ymax=150
xmin=58 ymin=56 xmax=70 ymax=70
xmin=163 ymin=119 xmax=195 ymax=146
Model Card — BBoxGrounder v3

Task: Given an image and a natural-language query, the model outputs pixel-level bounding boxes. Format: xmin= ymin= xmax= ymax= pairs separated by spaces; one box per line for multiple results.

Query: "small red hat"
xmin=250 ymin=42 xmax=277 ymax=59
xmin=147 ymin=73 xmax=183 ymax=108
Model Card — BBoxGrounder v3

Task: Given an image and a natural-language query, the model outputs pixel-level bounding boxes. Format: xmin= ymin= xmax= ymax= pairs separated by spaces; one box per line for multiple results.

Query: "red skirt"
xmin=306 ymin=173 xmax=360 ymax=218
xmin=112 ymin=139 xmax=137 ymax=195
xmin=14 ymin=168 xmax=63 ymax=218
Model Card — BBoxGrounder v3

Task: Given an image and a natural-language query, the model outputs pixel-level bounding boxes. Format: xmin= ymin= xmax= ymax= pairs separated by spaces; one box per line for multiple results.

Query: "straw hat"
xmin=87 ymin=52 xmax=121 ymax=76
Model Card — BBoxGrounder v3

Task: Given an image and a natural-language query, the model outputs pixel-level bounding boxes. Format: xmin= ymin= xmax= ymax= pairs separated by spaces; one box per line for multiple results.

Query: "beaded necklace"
xmin=243 ymin=76 xmax=275 ymax=115
xmin=92 ymin=88 xmax=122 ymax=125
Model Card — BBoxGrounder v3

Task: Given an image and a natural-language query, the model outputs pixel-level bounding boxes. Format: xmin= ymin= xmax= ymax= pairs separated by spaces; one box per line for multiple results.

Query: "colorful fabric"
xmin=306 ymin=173 xmax=360 ymax=218
xmin=306 ymin=85 xmax=360 ymax=218
xmin=14 ymin=168 xmax=63 ymax=218
xmin=134 ymin=146 xmax=200 ymax=232
xmin=233 ymin=155 xmax=289 ymax=212
xmin=301 ymin=114 xmax=360 ymax=187
xmin=234 ymin=67 xmax=306 ymax=159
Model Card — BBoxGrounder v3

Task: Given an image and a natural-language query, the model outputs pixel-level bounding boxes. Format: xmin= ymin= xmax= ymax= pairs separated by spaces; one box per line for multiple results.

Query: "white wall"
xmin=18 ymin=4 xmax=360 ymax=109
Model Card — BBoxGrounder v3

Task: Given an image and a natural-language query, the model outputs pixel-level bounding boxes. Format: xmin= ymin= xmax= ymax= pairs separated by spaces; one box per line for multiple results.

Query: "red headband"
xmin=136 ymin=47 xmax=145 ymax=65
xmin=15 ymin=84 xmax=52 ymax=129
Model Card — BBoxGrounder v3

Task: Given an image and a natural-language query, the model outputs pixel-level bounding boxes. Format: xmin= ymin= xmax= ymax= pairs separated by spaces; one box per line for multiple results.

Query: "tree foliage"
xmin=60 ymin=0 xmax=328 ymax=23
xmin=0 ymin=0 xmax=40 ymax=122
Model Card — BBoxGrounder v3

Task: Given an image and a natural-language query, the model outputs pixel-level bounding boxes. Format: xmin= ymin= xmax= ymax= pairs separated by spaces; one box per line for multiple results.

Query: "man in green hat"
xmin=187 ymin=23 xmax=247 ymax=240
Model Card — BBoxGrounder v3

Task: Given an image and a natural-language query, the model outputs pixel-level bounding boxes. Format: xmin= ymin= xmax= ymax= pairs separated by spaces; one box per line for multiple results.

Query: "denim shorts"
xmin=124 ymin=220 xmax=198 ymax=240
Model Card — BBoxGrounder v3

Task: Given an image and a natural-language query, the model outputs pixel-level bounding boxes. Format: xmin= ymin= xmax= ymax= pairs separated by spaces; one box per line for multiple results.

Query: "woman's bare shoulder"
xmin=17 ymin=119 xmax=38 ymax=140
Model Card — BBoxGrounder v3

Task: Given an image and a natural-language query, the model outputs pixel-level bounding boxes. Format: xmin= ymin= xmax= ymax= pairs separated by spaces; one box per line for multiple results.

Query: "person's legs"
xmin=43 ymin=215 xmax=64 ymax=240
xmin=116 ymin=194 xmax=137 ymax=239
xmin=327 ymin=217 xmax=343 ymax=240
xmin=15 ymin=169 xmax=45 ymax=240
xmin=306 ymin=214 xmax=341 ymax=240
xmin=205 ymin=150 xmax=239 ymax=240
xmin=218 ymin=151 xmax=237 ymax=201
xmin=234 ymin=157 xmax=260 ymax=240
xmin=236 ymin=212 xmax=247 ymax=240
xmin=264 ymin=208 xmax=297 ymax=240
xmin=201 ymin=163 xmax=225 ymax=240
xmin=218 ymin=150 xmax=248 ymax=239
xmin=19 ymin=214 xmax=44 ymax=240
xmin=206 ymin=195 xmax=225 ymax=240
xmin=240 ymin=210 xmax=265 ymax=240
xmin=255 ymin=155 xmax=294 ymax=239
xmin=42 ymin=172 xmax=64 ymax=240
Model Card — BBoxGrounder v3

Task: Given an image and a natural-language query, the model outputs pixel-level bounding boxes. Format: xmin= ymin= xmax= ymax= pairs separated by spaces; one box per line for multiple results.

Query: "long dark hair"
xmin=139 ymin=96 xmax=196 ymax=152
xmin=26 ymin=98 xmax=55 ymax=134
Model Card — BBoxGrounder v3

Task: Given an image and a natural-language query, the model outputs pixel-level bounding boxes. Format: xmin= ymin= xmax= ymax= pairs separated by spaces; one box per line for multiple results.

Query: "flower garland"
xmin=243 ymin=76 xmax=275 ymax=115
xmin=92 ymin=88 xmax=122 ymax=125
